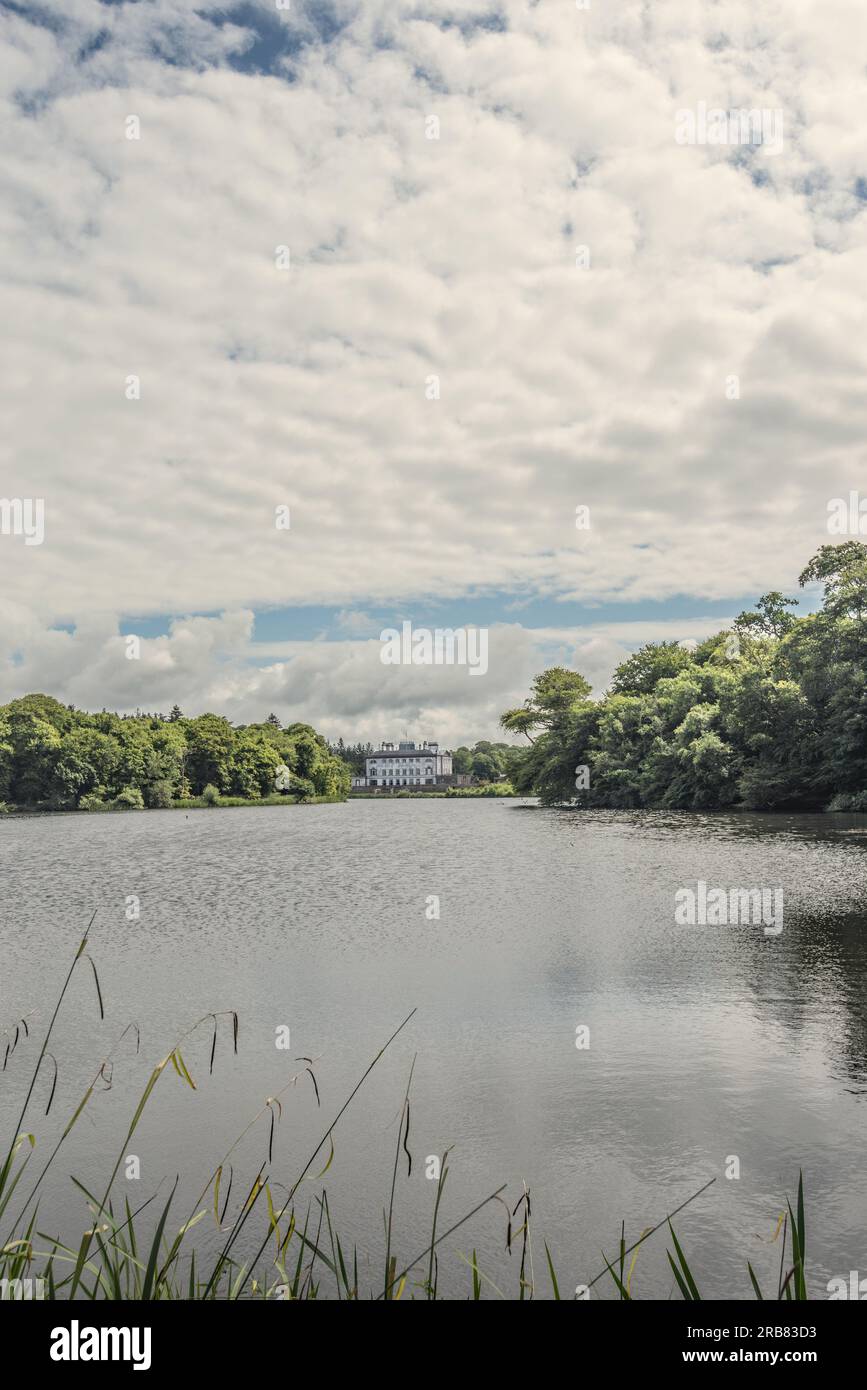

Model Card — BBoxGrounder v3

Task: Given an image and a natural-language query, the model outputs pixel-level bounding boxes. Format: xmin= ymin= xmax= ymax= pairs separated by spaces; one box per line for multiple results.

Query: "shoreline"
xmin=4 ymin=795 xmax=865 ymax=816
xmin=0 ymin=793 xmax=347 ymax=816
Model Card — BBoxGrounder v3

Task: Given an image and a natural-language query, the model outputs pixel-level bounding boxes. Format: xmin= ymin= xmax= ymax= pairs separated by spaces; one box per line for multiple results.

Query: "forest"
xmin=0 ymin=699 xmax=350 ymax=810
xmin=501 ymin=541 xmax=867 ymax=811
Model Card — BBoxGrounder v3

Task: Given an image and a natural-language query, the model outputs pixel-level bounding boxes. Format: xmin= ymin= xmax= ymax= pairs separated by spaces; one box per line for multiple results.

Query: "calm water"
xmin=2 ymin=800 xmax=866 ymax=1299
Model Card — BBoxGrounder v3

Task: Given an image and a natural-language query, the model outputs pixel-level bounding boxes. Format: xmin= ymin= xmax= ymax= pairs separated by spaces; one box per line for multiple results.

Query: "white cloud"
xmin=1 ymin=0 xmax=865 ymax=725
xmin=0 ymin=601 xmax=734 ymax=742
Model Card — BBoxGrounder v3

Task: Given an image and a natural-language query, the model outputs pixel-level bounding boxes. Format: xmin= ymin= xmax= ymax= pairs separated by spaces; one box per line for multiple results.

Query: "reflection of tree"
xmin=746 ymin=904 xmax=867 ymax=1091
xmin=540 ymin=810 xmax=867 ymax=1093
xmin=726 ymin=815 xmax=867 ymax=1091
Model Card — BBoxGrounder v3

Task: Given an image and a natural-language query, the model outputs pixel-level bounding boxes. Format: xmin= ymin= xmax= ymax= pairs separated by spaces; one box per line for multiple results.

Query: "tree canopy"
xmin=500 ymin=543 xmax=867 ymax=811
xmin=0 ymin=698 xmax=350 ymax=809
xmin=450 ymin=740 xmax=523 ymax=783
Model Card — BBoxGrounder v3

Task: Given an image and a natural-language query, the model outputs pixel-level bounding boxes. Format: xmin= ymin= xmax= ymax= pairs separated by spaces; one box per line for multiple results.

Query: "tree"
xmin=500 ymin=545 xmax=867 ymax=810
xmin=7 ymin=710 xmax=62 ymax=804
xmin=0 ymin=711 xmax=12 ymax=800
xmin=51 ymin=727 xmax=120 ymax=806
xmin=451 ymin=745 xmax=472 ymax=774
xmin=185 ymin=714 xmax=236 ymax=794
xmin=799 ymin=542 xmax=867 ymax=627
xmin=229 ymin=730 xmax=281 ymax=799
xmin=734 ymin=591 xmax=799 ymax=639
xmin=469 ymin=749 xmax=502 ymax=782
xmin=286 ymin=773 xmax=315 ymax=801
xmin=0 ymin=698 xmax=349 ymax=810
xmin=611 ymin=642 xmax=695 ymax=695
xmin=147 ymin=779 xmax=174 ymax=809
xmin=112 ymin=786 xmax=145 ymax=810
xmin=500 ymin=667 xmax=592 ymax=743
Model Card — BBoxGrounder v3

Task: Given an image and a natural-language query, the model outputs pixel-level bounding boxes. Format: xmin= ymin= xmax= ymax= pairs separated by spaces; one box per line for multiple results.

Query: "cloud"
xmin=2 ymin=0 xmax=866 ymax=726
xmin=0 ymin=602 xmax=734 ymax=742
xmin=332 ymin=608 xmax=381 ymax=636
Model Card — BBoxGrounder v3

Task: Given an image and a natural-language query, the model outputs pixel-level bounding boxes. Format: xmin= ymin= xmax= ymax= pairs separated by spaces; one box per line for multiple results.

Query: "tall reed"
xmin=0 ymin=925 xmax=814 ymax=1300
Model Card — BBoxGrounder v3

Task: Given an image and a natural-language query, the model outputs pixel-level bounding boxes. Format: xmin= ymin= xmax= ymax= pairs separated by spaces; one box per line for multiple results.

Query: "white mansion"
xmin=355 ymin=740 xmax=455 ymax=789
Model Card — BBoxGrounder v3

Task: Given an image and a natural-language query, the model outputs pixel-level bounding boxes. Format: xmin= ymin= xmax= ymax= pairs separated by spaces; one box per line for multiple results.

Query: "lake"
xmin=2 ymin=799 xmax=866 ymax=1298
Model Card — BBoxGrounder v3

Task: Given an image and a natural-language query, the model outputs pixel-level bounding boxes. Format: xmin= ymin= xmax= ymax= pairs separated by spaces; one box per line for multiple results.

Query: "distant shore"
xmin=0 ymin=788 xmax=526 ymax=814
xmin=349 ymin=785 xmax=518 ymax=799
xmin=0 ymin=793 xmax=347 ymax=815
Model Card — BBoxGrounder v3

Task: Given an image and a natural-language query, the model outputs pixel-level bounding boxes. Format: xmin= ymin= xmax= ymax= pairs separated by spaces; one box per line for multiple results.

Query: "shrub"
xmin=201 ymin=783 xmax=221 ymax=807
xmin=287 ymin=775 xmax=315 ymax=802
xmin=827 ymin=790 xmax=867 ymax=812
xmin=78 ymin=791 xmax=107 ymax=812
xmin=111 ymin=786 xmax=145 ymax=810
xmin=147 ymin=779 xmax=173 ymax=809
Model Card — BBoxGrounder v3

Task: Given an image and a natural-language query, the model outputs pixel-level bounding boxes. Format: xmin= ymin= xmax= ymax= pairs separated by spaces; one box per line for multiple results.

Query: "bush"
xmin=111 ymin=786 xmax=145 ymax=810
xmin=444 ymin=782 xmax=515 ymax=797
xmin=201 ymin=783 xmax=221 ymax=807
xmin=146 ymin=779 xmax=173 ymax=809
xmin=287 ymin=775 xmax=315 ymax=802
xmin=78 ymin=792 xmax=107 ymax=812
xmin=827 ymin=790 xmax=867 ymax=812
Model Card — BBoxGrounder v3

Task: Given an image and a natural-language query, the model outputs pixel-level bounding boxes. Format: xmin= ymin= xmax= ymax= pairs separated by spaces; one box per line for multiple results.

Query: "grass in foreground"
xmin=1 ymin=923 xmax=811 ymax=1300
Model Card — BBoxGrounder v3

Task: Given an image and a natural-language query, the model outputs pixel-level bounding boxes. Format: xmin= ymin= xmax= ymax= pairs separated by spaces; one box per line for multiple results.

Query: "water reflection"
xmin=1 ymin=802 xmax=865 ymax=1298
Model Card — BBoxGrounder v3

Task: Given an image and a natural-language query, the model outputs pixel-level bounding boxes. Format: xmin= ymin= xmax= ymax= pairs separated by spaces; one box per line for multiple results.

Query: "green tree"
xmin=451 ymin=745 xmax=472 ymax=774
xmin=229 ymin=729 xmax=281 ymax=799
xmin=185 ymin=714 xmax=236 ymax=794
xmin=500 ymin=545 xmax=867 ymax=810
xmin=734 ymin=591 xmax=799 ymax=639
xmin=611 ymin=641 xmax=695 ymax=695
xmin=0 ymin=697 xmax=349 ymax=810
xmin=500 ymin=668 xmax=592 ymax=744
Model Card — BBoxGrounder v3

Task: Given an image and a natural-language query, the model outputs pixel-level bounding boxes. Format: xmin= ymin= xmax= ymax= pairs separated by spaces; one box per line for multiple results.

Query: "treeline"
xmin=0 ymin=697 xmax=350 ymax=810
xmin=501 ymin=542 xmax=867 ymax=811
xmin=326 ymin=739 xmax=374 ymax=775
xmin=451 ymin=740 xmax=522 ymax=783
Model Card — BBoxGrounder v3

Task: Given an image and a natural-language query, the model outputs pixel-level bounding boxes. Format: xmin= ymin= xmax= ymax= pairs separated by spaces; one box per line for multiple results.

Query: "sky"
xmin=1 ymin=0 xmax=866 ymax=745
